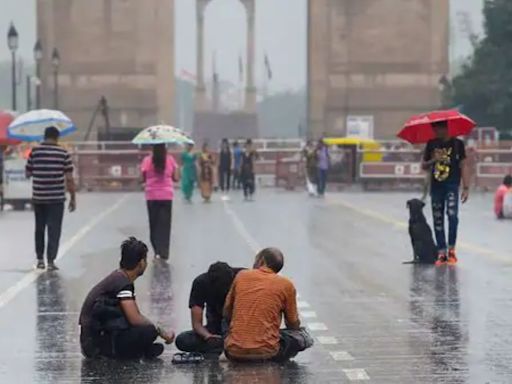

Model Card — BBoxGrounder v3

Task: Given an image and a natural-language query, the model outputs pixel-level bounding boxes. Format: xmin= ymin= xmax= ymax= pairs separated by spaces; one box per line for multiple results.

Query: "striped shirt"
xmin=224 ymin=267 xmax=300 ymax=360
xmin=26 ymin=143 xmax=73 ymax=203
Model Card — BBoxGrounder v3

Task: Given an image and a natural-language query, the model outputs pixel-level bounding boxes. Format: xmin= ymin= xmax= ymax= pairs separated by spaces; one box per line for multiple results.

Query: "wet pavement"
xmin=0 ymin=190 xmax=512 ymax=383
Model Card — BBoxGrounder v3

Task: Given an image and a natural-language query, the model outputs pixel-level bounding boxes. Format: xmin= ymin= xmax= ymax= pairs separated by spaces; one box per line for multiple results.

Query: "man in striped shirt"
xmin=26 ymin=126 xmax=76 ymax=270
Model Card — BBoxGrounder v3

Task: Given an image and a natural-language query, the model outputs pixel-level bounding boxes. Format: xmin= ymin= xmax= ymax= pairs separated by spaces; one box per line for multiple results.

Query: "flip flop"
xmin=172 ymin=352 xmax=205 ymax=364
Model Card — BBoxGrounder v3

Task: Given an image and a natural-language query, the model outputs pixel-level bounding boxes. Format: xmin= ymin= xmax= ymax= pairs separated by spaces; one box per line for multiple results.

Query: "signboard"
xmin=3 ymin=158 xmax=32 ymax=200
xmin=360 ymin=162 xmax=424 ymax=179
xmin=346 ymin=115 xmax=374 ymax=139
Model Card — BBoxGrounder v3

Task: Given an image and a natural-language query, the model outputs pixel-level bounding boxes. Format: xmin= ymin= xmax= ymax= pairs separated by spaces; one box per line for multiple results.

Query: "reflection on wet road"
xmin=0 ymin=191 xmax=511 ymax=383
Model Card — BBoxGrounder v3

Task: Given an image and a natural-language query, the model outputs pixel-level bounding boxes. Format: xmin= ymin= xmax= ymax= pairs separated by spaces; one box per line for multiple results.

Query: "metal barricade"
xmin=357 ymin=147 xmax=424 ymax=190
xmin=76 ymin=149 xmax=146 ymax=191
xmin=71 ymin=142 xmax=304 ymax=192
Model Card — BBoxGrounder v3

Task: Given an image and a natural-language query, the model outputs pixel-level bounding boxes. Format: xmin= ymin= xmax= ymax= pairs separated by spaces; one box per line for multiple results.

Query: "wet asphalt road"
xmin=0 ymin=189 xmax=511 ymax=383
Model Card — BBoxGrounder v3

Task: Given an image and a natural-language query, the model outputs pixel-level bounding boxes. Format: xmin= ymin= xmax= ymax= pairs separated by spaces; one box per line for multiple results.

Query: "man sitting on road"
xmin=223 ymin=248 xmax=313 ymax=362
xmin=79 ymin=237 xmax=175 ymax=359
xmin=175 ymin=262 xmax=243 ymax=355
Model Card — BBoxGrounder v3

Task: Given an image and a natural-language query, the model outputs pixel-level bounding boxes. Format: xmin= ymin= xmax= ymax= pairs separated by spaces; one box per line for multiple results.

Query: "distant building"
xmin=37 ymin=0 xmax=175 ymax=139
xmin=308 ymin=0 xmax=449 ymax=139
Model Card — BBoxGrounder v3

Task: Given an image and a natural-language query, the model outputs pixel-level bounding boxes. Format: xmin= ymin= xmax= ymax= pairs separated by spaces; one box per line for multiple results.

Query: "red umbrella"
xmin=0 ymin=111 xmax=20 ymax=146
xmin=397 ymin=110 xmax=476 ymax=144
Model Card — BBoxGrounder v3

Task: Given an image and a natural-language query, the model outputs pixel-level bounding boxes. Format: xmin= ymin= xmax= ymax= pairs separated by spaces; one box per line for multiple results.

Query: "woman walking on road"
xmin=302 ymin=140 xmax=318 ymax=196
xmin=181 ymin=143 xmax=197 ymax=202
xmin=141 ymin=144 xmax=179 ymax=261
xmin=198 ymin=142 xmax=215 ymax=202
xmin=218 ymin=138 xmax=232 ymax=193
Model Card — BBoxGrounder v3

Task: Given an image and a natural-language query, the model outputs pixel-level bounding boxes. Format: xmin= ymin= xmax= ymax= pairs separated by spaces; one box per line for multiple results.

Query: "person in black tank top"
xmin=218 ymin=139 xmax=232 ymax=192
xmin=240 ymin=139 xmax=258 ymax=200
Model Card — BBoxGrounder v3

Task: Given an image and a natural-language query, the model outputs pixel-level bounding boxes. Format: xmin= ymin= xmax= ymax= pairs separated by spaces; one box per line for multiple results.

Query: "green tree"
xmin=452 ymin=0 xmax=512 ymax=132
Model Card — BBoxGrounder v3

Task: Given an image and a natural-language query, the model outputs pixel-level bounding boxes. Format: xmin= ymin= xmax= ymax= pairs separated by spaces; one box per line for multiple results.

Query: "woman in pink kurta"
xmin=140 ymin=144 xmax=179 ymax=260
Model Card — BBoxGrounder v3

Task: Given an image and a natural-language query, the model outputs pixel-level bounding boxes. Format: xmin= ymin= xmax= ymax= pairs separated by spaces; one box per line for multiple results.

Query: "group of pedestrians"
xmin=79 ymin=238 xmax=313 ymax=361
xmin=303 ymin=139 xmax=331 ymax=197
xmin=179 ymin=138 xmax=259 ymax=203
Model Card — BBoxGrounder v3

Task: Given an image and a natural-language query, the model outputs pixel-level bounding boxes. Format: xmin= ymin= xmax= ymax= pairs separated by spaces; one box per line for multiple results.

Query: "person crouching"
xmin=79 ymin=237 xmax=175 ymax=359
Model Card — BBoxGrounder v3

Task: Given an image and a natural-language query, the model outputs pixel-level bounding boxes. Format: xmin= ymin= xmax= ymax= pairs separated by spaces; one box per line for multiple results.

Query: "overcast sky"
xmin=0 ymin=0 xmax=484 ymax=92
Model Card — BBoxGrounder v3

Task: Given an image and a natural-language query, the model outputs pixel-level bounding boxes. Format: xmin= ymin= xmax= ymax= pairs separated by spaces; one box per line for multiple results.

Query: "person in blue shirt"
xmin=232 ymin=141 xmax=243 ymax=190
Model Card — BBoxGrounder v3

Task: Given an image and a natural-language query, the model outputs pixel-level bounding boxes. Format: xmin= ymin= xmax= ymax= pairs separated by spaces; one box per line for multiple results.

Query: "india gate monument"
xmin=308 ymin=0 xmax=449 ymax=139
xmin=36 ymin=0 xmax=449 ymax=140
xmin=36 ymin=0 xmax=175 ymax=140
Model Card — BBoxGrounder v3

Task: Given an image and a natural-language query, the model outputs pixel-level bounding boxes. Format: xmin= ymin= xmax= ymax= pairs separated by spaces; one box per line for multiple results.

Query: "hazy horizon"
xmin=0 ymin=0 xmax=484 ymax=92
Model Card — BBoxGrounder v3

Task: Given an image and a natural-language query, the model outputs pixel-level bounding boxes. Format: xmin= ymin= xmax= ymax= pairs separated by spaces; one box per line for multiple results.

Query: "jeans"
xmin=219 ymin=168 xmax=231 ymax=192
xmin=317 ymin=169 xmax=328 ymax=195
xmin=146 ymin=200 xmax=173 ymax=259
xmin=431 ymin=184 xmax=459 ymax=251
xmin=34 ymin=202 xmax=65 ymax=262
xmin=232 ymin=169 xmax=242 ymax=190
xmin=225 ymin=329 xmax=303 ymax=363
xmin=242 ymin=173 xmax=255 ymax=198
xmin=175 ymin=330 xmax=224 ymax=354
xmin=80 ymin=325 xmax=158 ymax=359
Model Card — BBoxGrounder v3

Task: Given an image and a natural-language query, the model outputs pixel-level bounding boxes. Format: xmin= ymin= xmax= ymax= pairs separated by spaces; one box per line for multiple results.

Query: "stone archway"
xmin=195 ymin=0 xmax=256 ymax=113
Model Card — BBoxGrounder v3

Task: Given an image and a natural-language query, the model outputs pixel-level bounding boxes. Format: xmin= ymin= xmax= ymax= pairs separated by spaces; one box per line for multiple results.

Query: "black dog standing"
xmin=406 ymin=199 xmax=437 ymax=264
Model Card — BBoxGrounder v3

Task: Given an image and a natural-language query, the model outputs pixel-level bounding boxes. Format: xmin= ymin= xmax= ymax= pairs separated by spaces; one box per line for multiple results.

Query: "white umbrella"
xmin=132 ymin=125 xmax=194 ymax=145
xmin=8 ymin=109 xmax=76 ymax=142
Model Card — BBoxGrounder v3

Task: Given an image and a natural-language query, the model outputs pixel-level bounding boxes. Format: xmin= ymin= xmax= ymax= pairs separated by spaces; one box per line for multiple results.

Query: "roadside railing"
xmin=62 ymin=141 xmax=512 ymax=192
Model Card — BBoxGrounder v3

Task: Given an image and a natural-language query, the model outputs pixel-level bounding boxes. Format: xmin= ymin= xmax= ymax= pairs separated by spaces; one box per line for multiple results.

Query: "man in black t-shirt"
xmin=79 ymin=237 xmax=175 ymax=359
xmin=175 ymin=262 xmax=243 ymax=355
xmin=422 ymin=121 xmax=470 ymax=265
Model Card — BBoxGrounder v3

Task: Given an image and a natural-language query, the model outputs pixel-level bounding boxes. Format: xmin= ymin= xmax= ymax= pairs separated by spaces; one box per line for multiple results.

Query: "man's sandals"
xmin=171 ymin=352 xmax=205 ymax=364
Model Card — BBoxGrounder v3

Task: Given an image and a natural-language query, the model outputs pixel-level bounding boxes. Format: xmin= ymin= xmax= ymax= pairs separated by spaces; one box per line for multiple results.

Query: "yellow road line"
xmin=327 ymin=196 xmax=512 ymax=265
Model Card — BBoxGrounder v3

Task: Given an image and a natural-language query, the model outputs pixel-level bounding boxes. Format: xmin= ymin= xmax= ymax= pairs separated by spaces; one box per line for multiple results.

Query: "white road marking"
xmin=317 ymin=336 xmax=339 ymax=345
xmin=343 ymin=368 xmax=370 ymax=381
xmin=223 ymin=202 xmax=260 ymax=253
xmin=38 ymin=311 xmax=80 ymax=316
xmin=223 ymin=199 xmax=369 ymax=374
xmin=307 ymin=322 xmax=328 ymax=331
xmin=0 ymin=195 xmax=129 ymax=309
xmin=221 ymin=195 xmax=231 ymax=202
xmin=330 ymin=350 xmax=354 ymax=361
xmin=300 ymin=310 xmax=317 ymax=318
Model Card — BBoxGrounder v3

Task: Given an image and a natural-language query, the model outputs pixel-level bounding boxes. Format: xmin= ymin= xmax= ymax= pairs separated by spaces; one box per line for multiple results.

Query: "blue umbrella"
xmin=8 ymin=109 xmax=76 ymax=142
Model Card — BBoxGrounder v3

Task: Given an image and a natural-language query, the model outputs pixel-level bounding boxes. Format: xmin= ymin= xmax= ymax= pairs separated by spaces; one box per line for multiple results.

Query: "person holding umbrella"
xmin=399 ymin=110 xmax=475 ymax=266
xmin=8 ymin=109 xmax=78 ymax=271
xmin=134 ymin=125 xmax=191 ymax=261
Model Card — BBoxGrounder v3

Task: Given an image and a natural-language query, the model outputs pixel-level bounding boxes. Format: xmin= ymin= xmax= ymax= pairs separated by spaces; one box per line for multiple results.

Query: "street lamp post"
xmin=34 ymin=40 xmax=43 ymax=109
xmin=51 ymin=48 xmax=60 ymax=109
xmin=7 ymin=22 xmax=19 ymax=111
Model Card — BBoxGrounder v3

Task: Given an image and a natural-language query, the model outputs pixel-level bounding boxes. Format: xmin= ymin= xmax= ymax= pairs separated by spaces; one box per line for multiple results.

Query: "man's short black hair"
xmin=44 ymin=126 xmax=60 ymax=140
xmin=504 ymin=174 xmax=512 ymax=187
xmin=432 ymin=120 xmax=448 ymax=129
xmin=120 ymin=237 xmax=148 ymax=270
xmin=259 ymin=248 xmax=284 ymax=273
xmin=207 ymin=262 xmax=235 ymax=300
